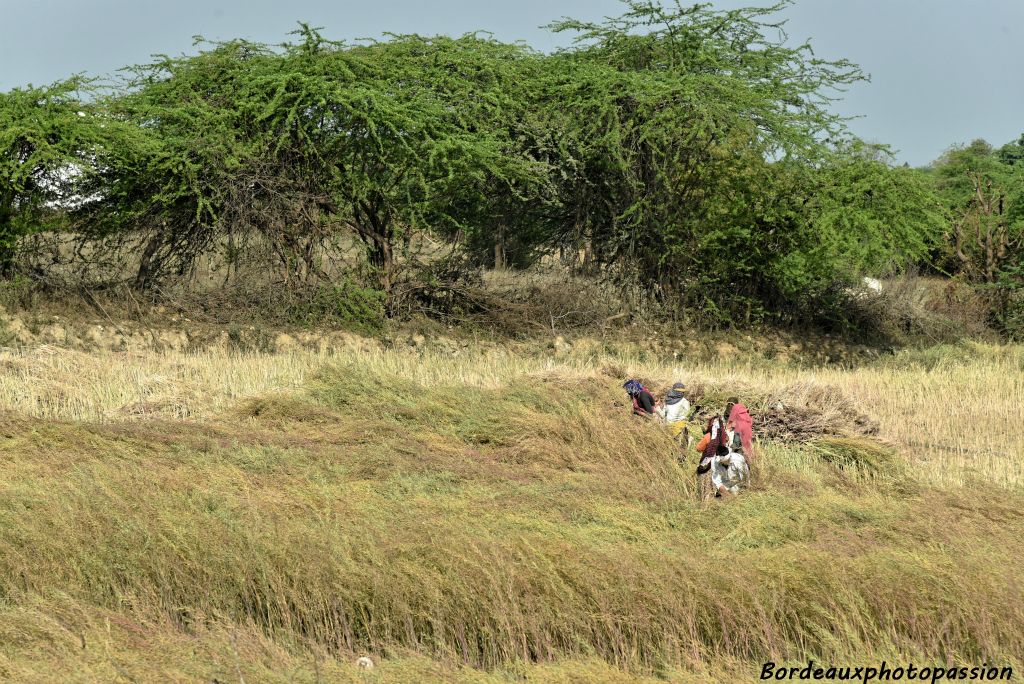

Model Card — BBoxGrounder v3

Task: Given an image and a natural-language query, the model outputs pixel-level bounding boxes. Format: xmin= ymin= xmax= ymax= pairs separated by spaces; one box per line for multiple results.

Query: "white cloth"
xmin=657 ymin=397 xmax=690 ymax=424
xmin=711 ymin=450 xmax=749 ymax=494
xmin=708 ymin=416 xmax=720 ymax=442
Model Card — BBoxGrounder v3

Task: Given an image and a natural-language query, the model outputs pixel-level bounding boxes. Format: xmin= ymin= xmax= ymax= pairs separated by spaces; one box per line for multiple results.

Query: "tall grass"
xmin=0 ymin=339 xmax=1018 ymax=488
xmin=0 ymin=339 xmax=1021 ymax=681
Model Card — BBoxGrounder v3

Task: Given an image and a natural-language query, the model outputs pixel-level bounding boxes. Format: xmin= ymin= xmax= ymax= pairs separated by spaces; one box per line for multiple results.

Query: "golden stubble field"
xmin=0 ymin=333 xmax=1021 ymax=682
xmin=0 ymin=337 xmax=1019 ymax=489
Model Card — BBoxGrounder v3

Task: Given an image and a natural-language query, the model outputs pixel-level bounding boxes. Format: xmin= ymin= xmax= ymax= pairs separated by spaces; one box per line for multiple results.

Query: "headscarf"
xmin=623 ymin=379 xmax=644 ymax=396
xmin=665 ymin=382 xmax=686 ymax=406
xmin=726 ymin=401 xmax=754 ymax=454
xmin=724 ymin=396 xmax=738 ymax=423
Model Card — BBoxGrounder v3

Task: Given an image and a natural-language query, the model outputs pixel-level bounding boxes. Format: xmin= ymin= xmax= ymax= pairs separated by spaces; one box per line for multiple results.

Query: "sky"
xmin=2 ymin=0 xmax=1022 ymax=166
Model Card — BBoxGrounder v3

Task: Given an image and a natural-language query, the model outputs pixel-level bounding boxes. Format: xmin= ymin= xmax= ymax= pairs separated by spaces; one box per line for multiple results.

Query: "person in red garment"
xmin=724 ymin=396 xmax=757 ymax=461
xmin=623 ymin=379 xmax=657 ymax=418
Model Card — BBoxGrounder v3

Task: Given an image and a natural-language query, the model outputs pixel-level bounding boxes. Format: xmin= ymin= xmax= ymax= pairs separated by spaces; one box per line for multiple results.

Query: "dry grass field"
xmin=0 ymin=338 xmax=1018 ymax=486
xmin=0 ymin=334 xmax=1021 ymax=681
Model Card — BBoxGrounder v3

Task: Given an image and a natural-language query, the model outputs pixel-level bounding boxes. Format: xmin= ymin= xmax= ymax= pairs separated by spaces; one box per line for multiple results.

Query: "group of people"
xmin=623 ymin=379 xmax=753 ymax=500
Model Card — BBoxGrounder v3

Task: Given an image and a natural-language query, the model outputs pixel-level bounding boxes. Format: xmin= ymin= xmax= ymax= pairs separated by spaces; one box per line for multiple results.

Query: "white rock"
xmin=862 ymin=277 xmax=883 ymax=293
xmin=356 ymin=656 xmax=375 ymax=670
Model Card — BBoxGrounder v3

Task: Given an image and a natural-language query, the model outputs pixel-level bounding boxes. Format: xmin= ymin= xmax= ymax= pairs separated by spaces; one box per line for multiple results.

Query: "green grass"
xmin=0 ymin=355 xmax=1021 ymax=682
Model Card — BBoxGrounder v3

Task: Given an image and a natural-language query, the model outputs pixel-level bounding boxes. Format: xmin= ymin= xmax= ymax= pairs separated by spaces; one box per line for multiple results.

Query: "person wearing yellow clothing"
xmin=656 ymin=382 xmax=690 ymax=441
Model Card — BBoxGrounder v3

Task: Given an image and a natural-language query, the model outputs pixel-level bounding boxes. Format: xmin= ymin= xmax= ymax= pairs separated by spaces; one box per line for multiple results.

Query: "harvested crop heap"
xmin=658 ymin=378 xmax=880 ymax=442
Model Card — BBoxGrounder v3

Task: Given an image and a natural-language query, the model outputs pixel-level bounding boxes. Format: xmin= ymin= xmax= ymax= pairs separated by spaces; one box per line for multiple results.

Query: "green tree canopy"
xmin=534 ymin=0 xmax=937 ymax=324
xmin=0 ymin=78 xmax=127 ymax=273
xmin=930 ymin=137 xmax=1024 ymax=335
xmin=0 ymin=2 xmax=973 ymax=332
xmin=76 ymin=30 xmax=555 ymax=297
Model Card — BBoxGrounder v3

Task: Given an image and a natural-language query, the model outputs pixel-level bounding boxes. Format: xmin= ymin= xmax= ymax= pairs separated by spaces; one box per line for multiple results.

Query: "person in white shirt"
xmin=656 ymin=382 xmax=690 ymax=441
xmin=711 ymin=446 xmax=750 ymax=497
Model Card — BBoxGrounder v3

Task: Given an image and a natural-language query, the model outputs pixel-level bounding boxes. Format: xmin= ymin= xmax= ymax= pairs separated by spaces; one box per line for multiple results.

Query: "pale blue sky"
xmin=2 ymin=0 xmax=1022 ymax=166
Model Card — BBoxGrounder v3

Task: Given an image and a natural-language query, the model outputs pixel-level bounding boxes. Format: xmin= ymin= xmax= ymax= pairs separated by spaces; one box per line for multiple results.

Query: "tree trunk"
xmin=582 ymin=230 xmax=596 ymax=275
xmin=0 ymin=198 xmax=18 ymax=278
xmin=353 ymin=201 xmax=396 ymax=297
xmin=135 ymin=232 xmax=163 ymax=290
xmin=494 ymin=221 xmax=507 ymax=271
xmin=370 ymin=237 xmax=394 ymax=294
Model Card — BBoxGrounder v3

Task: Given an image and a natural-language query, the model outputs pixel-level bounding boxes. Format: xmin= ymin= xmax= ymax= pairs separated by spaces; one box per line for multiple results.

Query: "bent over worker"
xmin=623 ymin=379 xmax=657 ymax=418
xmin=656 ymin=382 xmax=690 ymax=440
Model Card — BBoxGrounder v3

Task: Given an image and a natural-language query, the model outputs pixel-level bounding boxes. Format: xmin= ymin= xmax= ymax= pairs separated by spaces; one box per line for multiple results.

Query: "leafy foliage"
xmin=0 ymin=78 xmax=133 ymax=273
xmin=930 ymin=138 xmax=1024 ymax=336
xmin=69 ymin=30 xmax=554 ymax=299
xmin=536 ymin=1 xmax=940 ymax=325
xmin=0 ymin=2 xmax=983 ymax=333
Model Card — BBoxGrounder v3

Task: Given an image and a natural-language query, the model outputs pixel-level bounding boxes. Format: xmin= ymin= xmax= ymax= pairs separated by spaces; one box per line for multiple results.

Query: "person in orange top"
xmin=694 ymin=413 xmax=726 ymax=502
xmin=695 ymin=431 xmax=711 ymax=455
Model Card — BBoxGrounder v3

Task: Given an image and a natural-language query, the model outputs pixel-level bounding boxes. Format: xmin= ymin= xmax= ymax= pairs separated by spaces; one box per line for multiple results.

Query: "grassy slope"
xmin=0 ymin=348 xmax=1022 ymax=682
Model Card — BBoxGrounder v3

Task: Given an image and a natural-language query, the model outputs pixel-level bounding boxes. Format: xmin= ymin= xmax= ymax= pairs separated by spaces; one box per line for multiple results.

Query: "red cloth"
xmin=728 ymin=403 xmax=754 ymax=453
xmin=631 ymin=388 xmax=656 ymax=416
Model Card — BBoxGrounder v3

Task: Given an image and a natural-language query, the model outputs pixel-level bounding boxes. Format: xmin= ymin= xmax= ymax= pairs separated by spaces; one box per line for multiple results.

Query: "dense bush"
xmin=928 ymin=139 xmax=1024 ymax=337
xmin=0 ymin=1 xmax=993 ymax=333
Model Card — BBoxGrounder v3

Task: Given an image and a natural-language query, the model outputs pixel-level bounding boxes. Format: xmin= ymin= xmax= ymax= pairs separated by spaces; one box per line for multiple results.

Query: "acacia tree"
xmin=0 ymin=79 xmax=113 ymax=275
xmin=1 ymin=3 xmax=962 ymax=331
xmin=932 ymin=138 xmax=1024 ymax=334
xmin=933 ymin=140 xmax=1023 ymax=284
xmin=319 ymin=34 xmax=552 ymax=293
xmin=805 ymin=144 xmax=946 ymax=279
xmin=76 ymin=37 xmax=336 ymax=289
xmin=423 ymin=41 xmax=572 ymax=271
xmin=75 ymin=30 xmax=553 ymax=301
xmin=540 ymin=0 xmax=876 ymax=322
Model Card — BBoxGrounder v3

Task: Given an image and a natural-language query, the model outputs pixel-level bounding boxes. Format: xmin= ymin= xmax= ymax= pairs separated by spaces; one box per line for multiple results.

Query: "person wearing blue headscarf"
xmin=623 ymin=379 xmax=656 ymax=417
